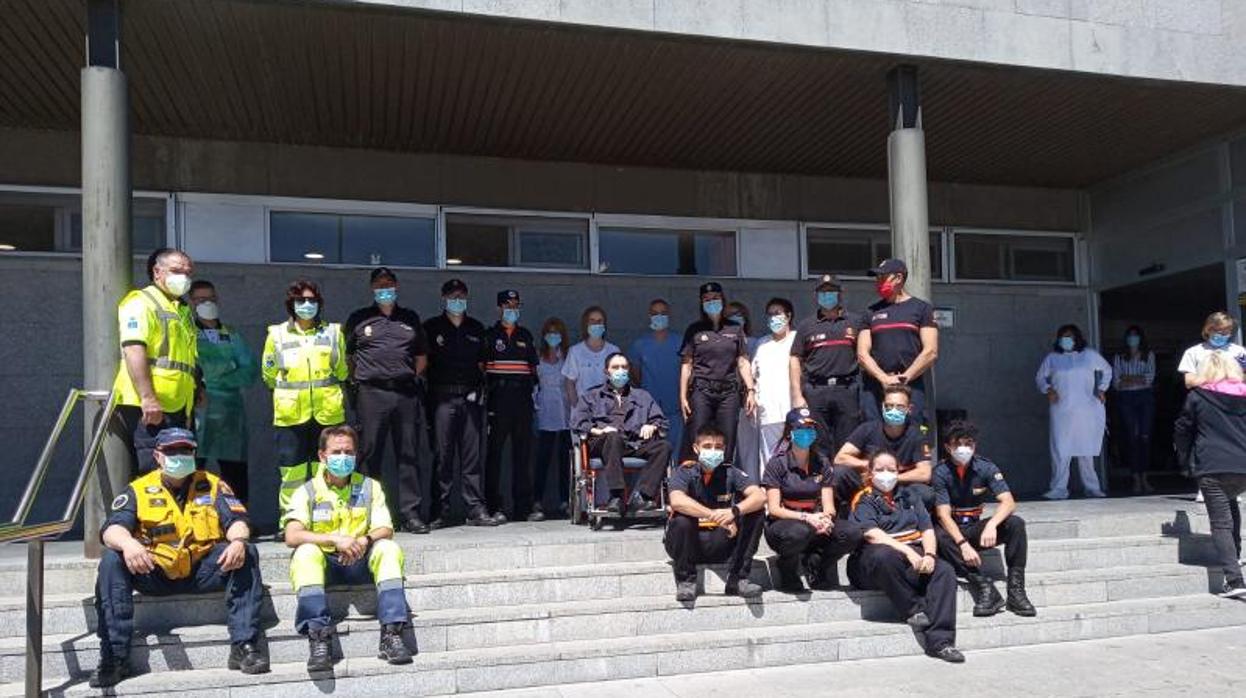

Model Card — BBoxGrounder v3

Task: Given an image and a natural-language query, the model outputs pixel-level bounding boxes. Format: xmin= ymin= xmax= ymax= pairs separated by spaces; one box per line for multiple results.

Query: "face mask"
xmin=791 ymin=428 xmax=817 ymax=450
xmin=502 ymin=308 xmax=520 ymax=325
xmin=294 ymin=300 xmax=319 ymax=320
xmin=1125 ymin=335 xmax=1140 ymax=349
xmin=445 ymin=298 xmax=468 ymax=316
xmin=325 ymin=453 xmax=356 ymax=479
xmin=817 ymin=291 xmax=839 ymax=309
xmin=608 ymin=368 xmax=630 ymax=388
xmin=162 ymin=454 xmax=196 ymax=480
xmin=951 ymin=445 xmax=975 ymax=466
xmin=703 ymin=299 xmax=724 ymax=316
xmin=1058 ymin=336 xmax=1075 ymax=352
xmin=726 ymin=314 xmax=745 ymax=326
xmin=1210 ymin=333 xmax=1231 ymax=349
xmin=544 ymin=332 xmax=562 ymax=348
xmin=194 ymin=301 xmax=219 ymax=321
xmin=373 ymin=288 xmax=397 ymax=305
xmin=164 ymin=273 xmax=191 ymax=297
xmin=768 ymin=314 xmax=788 ymax=334
xmin=882 ymin=407 xmax=908 ymax=427
xmin=871 ymin=470 xmax=899 ymax=494
xmin=587 ymin=323 xmax=607 ymax=339
xmin=650 ymin=314 xmax=669 ymax=331
xmin=875 ymin=278 xmax=898 ymax=300
xmin=698 ymin=448 xmax=725 ymax=471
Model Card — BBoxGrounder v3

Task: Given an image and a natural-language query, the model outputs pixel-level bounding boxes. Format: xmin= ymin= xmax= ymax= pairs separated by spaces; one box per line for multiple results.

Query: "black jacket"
xmin=1173 ymin=386 xmax=1246 ymax=477
xmin=571 ymin=384 xmax=668 ymax=445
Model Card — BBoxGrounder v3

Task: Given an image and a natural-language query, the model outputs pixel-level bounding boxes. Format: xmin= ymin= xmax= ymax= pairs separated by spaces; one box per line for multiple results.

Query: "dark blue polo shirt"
xmin=669 ymin=462 xmax=754 ymax=509
xmin=932 ymin=456 xmax=1010 ymax=523
xmin=680 ymin=319 xmax=747 ymax=383
xmin=762 ymin=449 xmax=834 ymax=511
xmin=850 ymin=488 xmax=932 ymax=539
xmin=865 ymin=297 xmax=936 ymax=374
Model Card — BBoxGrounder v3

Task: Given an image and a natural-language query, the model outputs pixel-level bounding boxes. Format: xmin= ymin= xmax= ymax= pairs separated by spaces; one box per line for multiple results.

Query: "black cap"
xmin=155 ymin=428 xmax=197 ymax=450
xmin=815 ymin=274 xmax=840 ymax=291
xmin=370 ymin=266 xmax=397 ymax=283
xmin=699 ymin=281 xmax=724 ymax=296
xmin=441 ymin=278 xmax=468 ymax=295
xmin=785 ymin=407 xmax=817 ymax=430
xmin=868 ymin=258 xmax=908 ymax=277
xmin=496 ymin=289 xmax=521 ymax=306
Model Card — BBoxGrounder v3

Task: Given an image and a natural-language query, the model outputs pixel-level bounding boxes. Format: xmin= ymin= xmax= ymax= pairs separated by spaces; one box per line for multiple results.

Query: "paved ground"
xmin=455 ymin=625 xmax=1246 ymax=697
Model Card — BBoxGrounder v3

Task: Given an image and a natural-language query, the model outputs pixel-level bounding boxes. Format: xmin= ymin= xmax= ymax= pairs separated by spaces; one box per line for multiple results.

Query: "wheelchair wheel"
xmin=589 ymin=515 xmax=605 ymax=531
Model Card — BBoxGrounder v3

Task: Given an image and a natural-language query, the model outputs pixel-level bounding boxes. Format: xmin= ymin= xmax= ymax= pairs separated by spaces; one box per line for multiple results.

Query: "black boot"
xmin=88 ymin=655 xmax=130 ymax=688
xmin=774 ymin=555 xmax=806 ymax=593
xmin=807 ymin=552 xmax=839 ymax=591
xmin=967 ymin=572 xmax=1006 ymax=617
xmin=228 ymin=640 xmax=270 ymax=674
xmin=306 ymin=627 xmax=335 ymax=672
xmin=378 ymin=623 xmax=413 ymax=665
xmin=1007 ymin=568 xmax=1037 ymax=616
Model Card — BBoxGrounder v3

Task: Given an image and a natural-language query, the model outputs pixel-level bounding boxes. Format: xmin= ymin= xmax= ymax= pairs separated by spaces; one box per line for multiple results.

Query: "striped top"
xmin=1112 ymin=351 xmax=1155 ymax=392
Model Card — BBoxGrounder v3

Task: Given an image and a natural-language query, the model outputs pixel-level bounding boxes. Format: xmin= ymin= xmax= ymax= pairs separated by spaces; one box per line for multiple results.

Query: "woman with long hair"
xmin=1112 ymin=325 xmax=1155 ymax=494
xmin=533 ymin=317 xmax=571 ymax=519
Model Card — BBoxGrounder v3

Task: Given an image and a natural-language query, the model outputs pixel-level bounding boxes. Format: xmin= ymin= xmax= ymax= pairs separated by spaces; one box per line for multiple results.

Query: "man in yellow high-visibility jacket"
xmin=114 ymin=248 xmax=200 ymax=474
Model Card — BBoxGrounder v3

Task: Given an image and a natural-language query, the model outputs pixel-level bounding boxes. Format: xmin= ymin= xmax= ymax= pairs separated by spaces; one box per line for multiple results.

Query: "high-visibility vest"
xmin=132 ymin=469 xmax=226 ymax=579
xmin=261 ymin=321 xmax=347 ymax=427
xmin=299 ymin=472 xmax=378 ymax=551
xmin=113 ymin=286 xmax=198 ymax=414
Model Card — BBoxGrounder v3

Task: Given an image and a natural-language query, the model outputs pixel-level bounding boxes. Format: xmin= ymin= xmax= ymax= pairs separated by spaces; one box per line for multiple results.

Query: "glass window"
xmin=444 ymin=213 xmax=588 ymax=269
xmin=597 ymin=227 xmax=737 ymax=276
xmin=69 ymin=198 xmax=168 ymax=253
xmin=269 ymin=211 xmax=435 ymax=266
xmin=0 ymin=204 xmax=56 ymax=252
xmin=954 ymin=233 xmax=1076 ymax=282
xmin=806 ymin=226 xmax=942 ymax=279
xmin=0 ymin=192 xmax=166 ymax=254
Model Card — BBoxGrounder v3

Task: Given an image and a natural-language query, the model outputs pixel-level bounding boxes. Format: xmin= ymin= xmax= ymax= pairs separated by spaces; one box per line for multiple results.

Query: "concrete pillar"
xmin=81 ymin=0 xmax=131 ymax=558
xmin=886 ymin=65 xmax=932 ymax=302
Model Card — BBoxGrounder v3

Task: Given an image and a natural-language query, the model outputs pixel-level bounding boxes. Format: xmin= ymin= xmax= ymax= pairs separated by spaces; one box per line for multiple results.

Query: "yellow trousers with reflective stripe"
xmin=289 ymin=539 xmax=405 ymax=590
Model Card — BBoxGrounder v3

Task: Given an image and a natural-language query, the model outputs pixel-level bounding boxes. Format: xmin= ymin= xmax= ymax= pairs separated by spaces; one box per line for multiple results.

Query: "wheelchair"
xmin=568 ymin=431 xmax=669 ymax=531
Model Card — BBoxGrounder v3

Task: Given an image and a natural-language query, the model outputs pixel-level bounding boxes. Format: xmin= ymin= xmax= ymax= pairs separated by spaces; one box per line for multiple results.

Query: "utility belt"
xmin=805 ymin=373 xmax=858 ymax=388
xmin=359 ymin=377 xmax=419 ymax=393
xmin=692 ymin=377 xmax=739 ymax=397
xmin=952 ymin=507 xmax=983 ymax=525
xmin=430 ymin=383 xmax=481 ymax=399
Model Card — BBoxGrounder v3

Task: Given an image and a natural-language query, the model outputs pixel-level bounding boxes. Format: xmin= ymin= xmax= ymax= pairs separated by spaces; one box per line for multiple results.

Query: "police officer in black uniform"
xmin=849 ymin=448 xmax=964 ymax=663
xmin=422 ymin=279 xmax=497 ymax=527
xmin=678 ymin=282 xmax=756 ymax=463
xmin=483 ymin=289 xmax=539 ymax=524
xmin=834 ymin=384 xmax=935 ymax=509
xmin=762 ymin=408 xmax=865 ymax=592
xmin=345 ymin=267 xmax=430 ymax=533
xmin=932 ymin=419 xmax=1036 ymax=617
xmin=666 ymin=424 xmax=766 ymax=603
xmin=859 ymin=258 xmax=939 ymax=425
xmin=790 ymin=274 xmax=866 ymax=454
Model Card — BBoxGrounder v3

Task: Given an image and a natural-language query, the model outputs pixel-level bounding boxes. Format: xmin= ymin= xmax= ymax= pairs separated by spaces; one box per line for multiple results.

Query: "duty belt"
xmin=952 ymin=506 xmax=982 ymax=523
xmin=808 ymin=374 xmax=857 ymax=387
xmin=430 ymin=383 xmax=477 ymax=397
xmin=692 ymin=377 xmax=739 ymax=395
xmin=360 ymin=377 xmax=418 ymax=392
xmin=275 ymin=376 xmax=340 ymax=390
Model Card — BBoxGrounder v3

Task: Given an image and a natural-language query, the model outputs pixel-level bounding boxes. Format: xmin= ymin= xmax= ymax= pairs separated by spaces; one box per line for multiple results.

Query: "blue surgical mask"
xmin=588 ymin=323 xmax=607 ymax=339
xmin=502 ymin=308 xmax=520 ymax=325
xmin=162 ymin=454 xmax=196 ymax=479
xmin=373 ymin=288 xmax=397 ymax=305
xmin=544 ymin=332 xmax=562 ymax=348
xmin=445 ymin=297 xmax=468 ymax=315
xmin=703 ymin=299 xmax=723 ymax=316
xmin=294 ymin=300 xmax=319 ymax=320
xmin=1058 ymin=336 xmax=1075 ymax=352
xmin=882 ymin=407 xmax=908 ymax=426
xmin=609 ymin=368 xmax=630 ymax=388
xmin=325 ymin=453 xmax=356 ymax=479
xmin=1210 ymin=333 xmax=1231 ymax=349
xmin=726 ymin=314 xmax=745 ymax=326
xmin=768 ymin=314 xmax=788 ymax=334
xmin=791 ymin=428 xmax=817 ymax=450
xmin=650 ymin=314 xmax=669 ymax=331
xmin=817 ymin=291 xmax=839 ymax=309
xmin=698 ymin=448 xmax=725 ymax=471
xmin=1125 ymin=334 xmax=1140 ymax=349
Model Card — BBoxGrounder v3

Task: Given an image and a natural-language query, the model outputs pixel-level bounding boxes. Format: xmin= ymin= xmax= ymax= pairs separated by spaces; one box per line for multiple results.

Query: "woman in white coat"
xmin=1035 ymin=324 xmax=1112 ymax=499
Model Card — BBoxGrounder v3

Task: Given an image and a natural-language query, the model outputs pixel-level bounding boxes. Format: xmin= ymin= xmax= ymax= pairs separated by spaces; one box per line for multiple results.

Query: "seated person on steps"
xmin=834 ymin=383 xmax=935 ymax=510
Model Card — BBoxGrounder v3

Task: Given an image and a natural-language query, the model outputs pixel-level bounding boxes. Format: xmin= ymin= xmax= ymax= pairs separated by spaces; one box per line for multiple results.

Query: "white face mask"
xmin=951 ymin=446 xmax=974 ymax=465
xmin=194 ymin=301 xmax=219 ymax=321
xmin=871 ymin=470 xmax=899 ymax=493
xmin=164 ymin=273 xmax=191 ymax=297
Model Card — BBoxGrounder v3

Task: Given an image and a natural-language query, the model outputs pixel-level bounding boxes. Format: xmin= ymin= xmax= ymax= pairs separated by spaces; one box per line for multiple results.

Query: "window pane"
xmin=954 ymin=233 xmax=1075 ymax=282
xmin=598 ymin=227 xmax=736 ymax=276
xmin=445 ymin=220 xmax=508 ymax=267
xmin=809 ymin=227 xmax=942 ymax=279
xmin=517 ymin=231 xmax=585 ymax=268
xmin=270 ymin=212 xmax=340 ymax=263
xmin=445 ymin=213 xmax=588 ymax=269
xmin=693 ymin=231 xmax=737 ymax=276
xmin=0 ymin=205 xmax=56 ymax=252
xmin=340 ymin=215 xmax=435 ymax=267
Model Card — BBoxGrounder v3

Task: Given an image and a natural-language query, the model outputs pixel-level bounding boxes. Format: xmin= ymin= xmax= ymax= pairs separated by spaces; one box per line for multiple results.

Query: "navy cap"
xmin=155 ymin=428 xmax=197 ymax=450
xmin=868 ymin=258 xmax=907 ymax=277
xmin=441 ymin=278 xmax=468 ymax=295
xmin=785 ymin=407 xmax=818 ymax=430
xmin=497 ymin=289 xmax=521 ymax=306
xmin=815 ymin=274 xmax=840 ymax=290
xmin=699 ymin=281 xmax=724 ymax=296
xmin=370 ymin=266 xmax=397 ymax=283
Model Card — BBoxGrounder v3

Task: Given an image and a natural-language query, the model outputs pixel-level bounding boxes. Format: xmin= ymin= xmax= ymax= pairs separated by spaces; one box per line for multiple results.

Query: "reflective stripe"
xmin=275 ymin=377 xmax=340 ymax=390
xmin=138 ymin=288 xmax=181 ymax=363
xmin=377 ymin=578 xmax=404 ymax=592
xmin=296 ymin=584 xmax=326 ymax=598
xmin=893 ymin=529 xmax=922 ymax=543
xmin=148 ymin=357 xmax=194 ymax=374
xmin=327 ymin=325 xmax=340 ymax=367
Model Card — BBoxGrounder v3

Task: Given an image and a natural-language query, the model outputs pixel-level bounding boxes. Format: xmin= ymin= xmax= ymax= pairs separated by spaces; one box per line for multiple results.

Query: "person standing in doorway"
xmin=1179 ymin=311 xmax=1246 ymax=389
xmin=791 ymin=275 xmax=866 ymax=454
xmin=679 ymin=282 xmax=757 ymax=464
xmin=1112 ymin=325 xmax=1156 ymax=495
xmin=562 ymin=306 xmax=620 ymax=405
xmin=533 ymin=317 xmax=571 ymax=520
xmin=751 ymin=298 xmax=796 ymax=472
xmin=483 ymin=289 xmax=539 ymax=524
xmin=858 ymin=259 xmax=939 ymax=425
xmin=629 ymin=299 xmax=683 ymax=454
xmin=1035 ymin=324 xmax=1112 ymax=500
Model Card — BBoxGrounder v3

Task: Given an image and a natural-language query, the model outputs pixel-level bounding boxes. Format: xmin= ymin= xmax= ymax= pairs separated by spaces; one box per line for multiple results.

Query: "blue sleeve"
xmin=101 ymin=485 xmax=139 ymax=540
xmin=731 ymin=467 xmax=756 ymax=494
xmin=668 ymin=466 xmax=694 ymax=494
xmin=215 ymin=484 xmax=250 ymax=532
xmin=849 ymin=498 xmax=876 ymax=526
xmin=932 ymin=464 xmax=951 ymax=505
xmin=760 ymin=456 xmax=783 ymax=489
xmin=915 ymin=499 xmax=933 ymax=531
xmin=982 ymin=460 xmax=1010 ymax=496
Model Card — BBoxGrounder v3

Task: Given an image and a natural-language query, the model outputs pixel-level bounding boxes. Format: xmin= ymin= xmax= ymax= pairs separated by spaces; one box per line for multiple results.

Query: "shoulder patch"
xmin=219 ymin=482 xmax=234 ymax=496
xmin=994 ymin=472 xmax=1004 ymax=480
xmin=111 ymin=493 xmax=130 ymax=511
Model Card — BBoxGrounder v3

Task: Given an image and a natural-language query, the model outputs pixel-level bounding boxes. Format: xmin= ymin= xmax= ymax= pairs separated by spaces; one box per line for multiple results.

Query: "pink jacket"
xmin=1201 ymin=379 xmax=1246 ymax=397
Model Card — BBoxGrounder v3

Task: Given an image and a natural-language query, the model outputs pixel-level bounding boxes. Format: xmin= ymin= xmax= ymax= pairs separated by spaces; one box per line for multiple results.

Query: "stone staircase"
xmin=1 ymin=496 xmax=1244 ymax=696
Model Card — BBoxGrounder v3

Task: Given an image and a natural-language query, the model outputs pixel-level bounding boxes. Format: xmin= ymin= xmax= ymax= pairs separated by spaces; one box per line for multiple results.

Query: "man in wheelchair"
xmin=570 ymin=352 xmax=671 ymax=515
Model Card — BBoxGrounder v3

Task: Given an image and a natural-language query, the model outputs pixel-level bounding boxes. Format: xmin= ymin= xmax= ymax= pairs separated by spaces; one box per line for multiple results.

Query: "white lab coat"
xmin=1035 ymin=349 xmax=1113 ymax=462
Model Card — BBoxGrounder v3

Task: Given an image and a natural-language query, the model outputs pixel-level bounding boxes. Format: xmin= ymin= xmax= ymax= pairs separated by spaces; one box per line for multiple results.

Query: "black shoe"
xmin=428 ymin=516 xmax=452 ymax=530
xmin=527 ymin=504 xmax=546 ymax=522
xmin=775 ymin=557 xmax=806 ymax=593
xmin=1220 ymin=579 xmax=1246 ymax=599
xmin=906 ymin=611 xmax=931 ymax=630
xmin=466 ymin=510 xmax=499 ymax=527
xmin=377 ymin=623 xmax=413 ymax=665
xmin=401 ymin=517 xmax=430 ymax=535
xmin=228 ymin=640 xmax=270 ymax=674
xmin=967 ymin=572 xmax=1006 ymax=617
xmin=89 ymin=656 xmax=130 ymax=688
xmin=805 ymin=552 xmax=839 ymax=591
xmin=930 ymin=645 xmax=965 ymax=663
xmin=491 ymin=511 xmax=509 ymax=525
xmin=675 ymin=580 xmax=698 ymax=602
xmin=605 ymin=496 xmax=623 ymax=514
xmin=724 ymin=577 xmax=764 ymax=599
xmin=306 ymin=627 xmax=334 ymax=672
xmin=632 ymin=497 xmax=660 ymax=514
xmin=1006 ymin=568 xmax=1038 ymax=616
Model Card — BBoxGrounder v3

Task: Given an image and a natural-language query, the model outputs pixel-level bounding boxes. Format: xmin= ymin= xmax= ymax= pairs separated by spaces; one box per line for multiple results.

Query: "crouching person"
xmin=665 ymin=425 xmax=766 ymax=602
xmin=283 ymin=425 xmax=413 ymax=671
xmin=848 ymin=449 xmax=964 ymax=663
xmin=932 ymin=420 xmax=1035 ymax=617
xmin=92 ymin=428 xmax=268 ymax=688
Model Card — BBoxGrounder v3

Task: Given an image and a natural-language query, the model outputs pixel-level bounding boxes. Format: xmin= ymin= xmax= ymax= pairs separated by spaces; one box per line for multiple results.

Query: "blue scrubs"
xmin=629 ymin=332 xmax=683 ymax=451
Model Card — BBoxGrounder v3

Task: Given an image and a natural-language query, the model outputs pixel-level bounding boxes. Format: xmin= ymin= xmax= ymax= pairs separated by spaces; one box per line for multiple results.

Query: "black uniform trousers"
xmin=682 ymin=382 xmax=741 ymax=462
xmin=356 ymin=383 xmax=424 ymax=523
xmin=832 ymin=469 xmax=935 ymax=515
xmin=664 ymin=511 xmax=764 ymax=585
xmin=429 ymin=390 xmax=486 ymax=520
xmin=934 ymin=516 xmax=1029 ymax=578
xmin=848 ymin=543 xmax=957 ymax=651
xmin=94 ymin=541 xmax=262 ymax=661
xmin=197 ymin=458 xmax=249 ymax=504
xmin=764 ymin=517 xmax=866 ymax=569
xmin=803 ymin=382 xmax=862 ymax=454
xmin=116 ymin=405 xmax=189 ymax=476
xmin=485 ymin=383 xmax=535 ymax=517
xmin=587 ymin=432 xmax=670 ymax=500
xmin=273 ymin=419 xmax=324 ymax=469
xmin=863 ymin=375 xmax=928 ymax=425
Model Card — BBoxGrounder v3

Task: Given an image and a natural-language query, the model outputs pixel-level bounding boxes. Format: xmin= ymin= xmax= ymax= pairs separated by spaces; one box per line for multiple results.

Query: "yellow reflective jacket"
xmin=113 ymin=286 xmax=198 ymax=414
xmin=261 ymin=320 xmax=348 ymax=427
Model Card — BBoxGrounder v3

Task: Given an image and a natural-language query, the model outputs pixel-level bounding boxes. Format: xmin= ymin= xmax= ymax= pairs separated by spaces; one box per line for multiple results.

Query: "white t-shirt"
xmin=536 ymin=354 xmax=568 ymax=432
xmin=752 ymin=332 xmax=795 ymax=426
xmin=561 ymin=340 xmax=621 ymax=397
xmin=1177 ymin=341 xmax=1246 ymax=376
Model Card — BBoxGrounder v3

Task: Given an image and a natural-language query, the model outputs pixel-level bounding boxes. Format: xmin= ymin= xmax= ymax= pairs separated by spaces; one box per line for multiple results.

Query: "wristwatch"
xmin=731 ymin=504 xmax=741 ymax=521
xmin=364 ymin=533 xmax=375 ymax=547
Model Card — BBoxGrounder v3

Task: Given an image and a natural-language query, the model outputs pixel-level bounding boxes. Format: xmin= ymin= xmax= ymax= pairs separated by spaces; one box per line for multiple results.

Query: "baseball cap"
xmin=699 ymin=281 xmax=724 ymax=296
xmin=496 ymin=289 xmax=521 ymax=306
xmin=370 ymin=266 xmax=397 ymax=283
xmin=785 ymin=407 xmax=818 ymax=430
xmin=441 ymin=278 xmax=468 ymax=295
xmin=155 ymin=428 xmax=197 ymax=450
xmin=815 ymin=274 xmax=841 ymax=291
xmin=868 ymin=258 xmax=908 ymax=277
